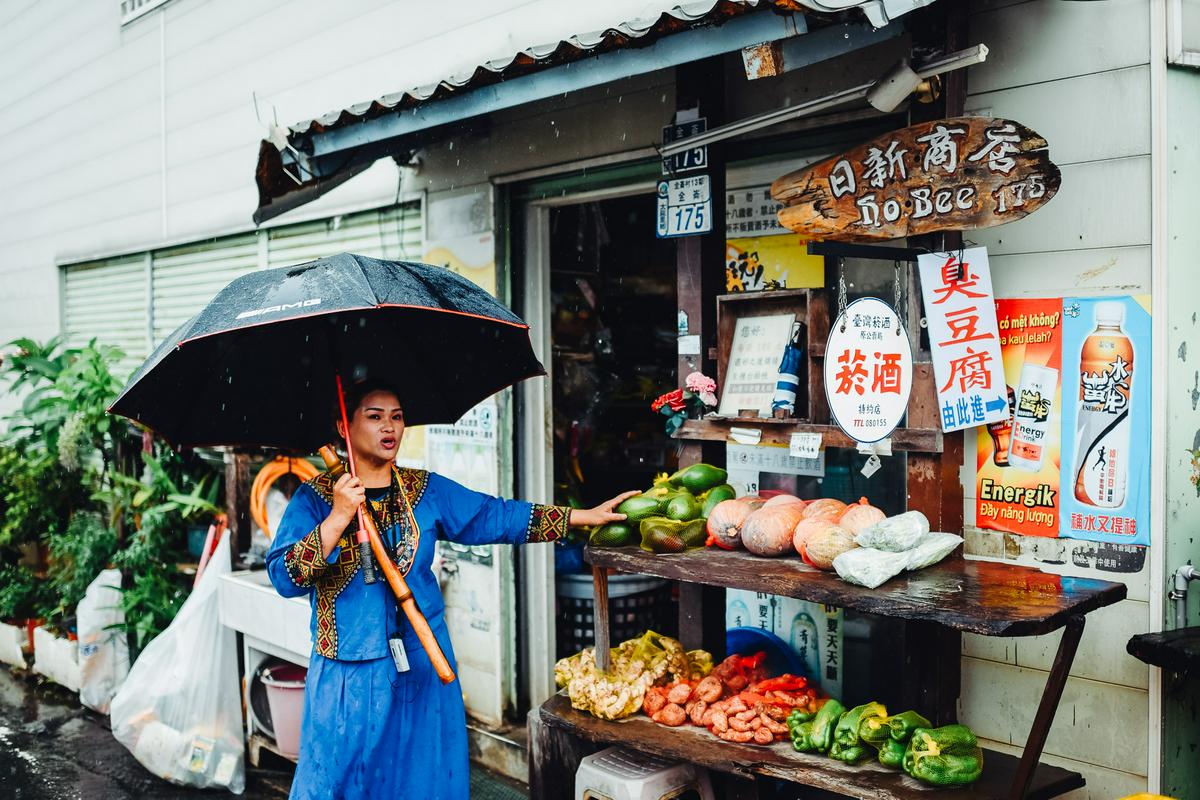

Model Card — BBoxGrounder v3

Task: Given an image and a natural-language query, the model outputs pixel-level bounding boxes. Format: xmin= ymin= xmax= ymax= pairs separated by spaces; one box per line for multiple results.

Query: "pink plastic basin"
xmin=261 ymin=664 xmax=307 ymax=758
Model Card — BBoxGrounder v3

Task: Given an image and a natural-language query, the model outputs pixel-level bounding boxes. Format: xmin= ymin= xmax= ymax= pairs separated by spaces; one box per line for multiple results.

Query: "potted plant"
xmin=0 ymin=563 xmax=53 ymax=668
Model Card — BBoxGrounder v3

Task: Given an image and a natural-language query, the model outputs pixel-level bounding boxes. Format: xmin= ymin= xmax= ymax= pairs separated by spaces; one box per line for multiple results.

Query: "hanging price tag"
xmin=860 ymin=454 xmax=882 ymax=478
xmin=789 ymin=432 xmax=822 ymax=460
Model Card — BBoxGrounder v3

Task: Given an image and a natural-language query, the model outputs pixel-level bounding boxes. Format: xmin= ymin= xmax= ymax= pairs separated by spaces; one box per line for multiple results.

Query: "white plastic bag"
xmin=905 ymin=532 xmax=964 ymax=571
xmin=854 ymin=511 xmax=930 ymax=552
xmin=110 ymin=536 xmax=244 ymax=794
xmin=77 ymin=568 xmax=130 ymax=713
xmin=832 ymin=547 xmax=911 ymax=589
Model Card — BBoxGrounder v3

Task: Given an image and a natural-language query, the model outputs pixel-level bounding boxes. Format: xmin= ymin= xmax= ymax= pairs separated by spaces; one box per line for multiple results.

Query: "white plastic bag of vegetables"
xmin=832 ymin=547 xmax=911 ymax=589
xmin=77 ymin=568 xmax=130 ymax=714
xmin=854 ymin=511 xmax=930 ymax=552
xmin=109 ymin=536 xmax=244 ymax=794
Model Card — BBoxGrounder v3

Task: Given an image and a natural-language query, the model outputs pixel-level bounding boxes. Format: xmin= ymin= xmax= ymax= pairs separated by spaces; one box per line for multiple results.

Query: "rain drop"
xmin=448 ymin=141 xmax=454 ymax=151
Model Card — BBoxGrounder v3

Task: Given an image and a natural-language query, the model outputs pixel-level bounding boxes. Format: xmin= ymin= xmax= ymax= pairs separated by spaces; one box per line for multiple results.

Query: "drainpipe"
xmin=1169 ymin=564 xmax=1199 ymax=629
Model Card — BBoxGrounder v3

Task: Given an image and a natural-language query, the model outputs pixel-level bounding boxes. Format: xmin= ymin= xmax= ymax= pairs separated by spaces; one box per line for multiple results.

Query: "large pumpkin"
xmin=838 ymin=497 xmax=885 ymax=534
xmin=801 ymin=498 xmax=847 ymax=521
xmin=706 ymin=499 xmax=755 ymax=550
xmin=741 ymin=505 xmax=807 ymax=557
xmin=762 ymin=493 xmax=806 ymax=509
xmin=803 ymin=524 xmax=858 ymax=570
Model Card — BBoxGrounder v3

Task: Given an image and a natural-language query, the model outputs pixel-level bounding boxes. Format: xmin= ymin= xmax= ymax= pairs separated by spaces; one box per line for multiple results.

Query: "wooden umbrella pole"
xmin=326 ymin=378 xmax=455 ymax=684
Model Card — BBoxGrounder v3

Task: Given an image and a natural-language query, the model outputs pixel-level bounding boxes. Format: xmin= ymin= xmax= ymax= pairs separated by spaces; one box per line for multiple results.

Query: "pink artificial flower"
xmin=685 ymin=371 xmax=717 ymax=394
xmin=698 ymin=391 xmax=718 ymax=408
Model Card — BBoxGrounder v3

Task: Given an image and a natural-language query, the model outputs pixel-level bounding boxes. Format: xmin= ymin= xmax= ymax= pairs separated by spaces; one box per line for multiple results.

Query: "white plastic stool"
xmin=575 ymin=746 xmax=715 ymax=800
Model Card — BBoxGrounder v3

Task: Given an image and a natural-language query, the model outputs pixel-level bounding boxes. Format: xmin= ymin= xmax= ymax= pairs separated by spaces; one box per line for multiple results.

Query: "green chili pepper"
xmin=903 ymin=725 xmax=984 ymax=787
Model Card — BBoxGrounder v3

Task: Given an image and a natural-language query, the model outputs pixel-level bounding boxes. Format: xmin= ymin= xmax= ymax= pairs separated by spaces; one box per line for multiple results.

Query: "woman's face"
xmin=341 ymin=389 xmax=404 ymax=464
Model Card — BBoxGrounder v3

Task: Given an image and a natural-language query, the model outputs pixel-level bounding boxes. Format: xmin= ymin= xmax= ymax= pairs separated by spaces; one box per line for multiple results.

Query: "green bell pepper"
xmin=829 ymin=740 xmax=871 ymax=764
xmin=857 ymin=708 xmax=894 ymax=748
xmin=878 ymin=738 xmax=906 ymax=769
xmin=886 ymin=710 xmax=932 ymax=742
xmin=789 ymin=698 xmax=845 ymax=753
xmin=903 ymin=725 xmax=984 ymax=787
xmin=834 ymin=702 xmax=887 ymax=748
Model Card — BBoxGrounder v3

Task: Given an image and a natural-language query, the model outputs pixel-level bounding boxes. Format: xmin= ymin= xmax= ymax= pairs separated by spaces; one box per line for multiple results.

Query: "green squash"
xmin=667 ymin=463 xmax=729 ymax=495
xmin=665 ymin=493 xmax=701 ymax=521
xmin=617 ymin=495 xmax=664 ymax=522
xmin=700 ymin=484 xmax=736 ymax=516
xmin=588 ymin=522 xmax=637 ymax=548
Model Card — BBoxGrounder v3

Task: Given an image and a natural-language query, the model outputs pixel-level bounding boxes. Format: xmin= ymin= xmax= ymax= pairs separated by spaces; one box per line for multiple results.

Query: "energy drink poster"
xmin=976 ymin=299 xmax=1064 ymax=537
xmin=1060 ymin=297 xmax=1151 ymax=546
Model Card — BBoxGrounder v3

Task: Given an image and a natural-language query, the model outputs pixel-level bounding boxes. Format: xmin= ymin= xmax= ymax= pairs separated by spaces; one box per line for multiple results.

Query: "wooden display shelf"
xmin=585 ymin=547 xmax=1126 ymax=638
xmin=673 ymin=417 xmax=944 ymax=453
xmin=538 ymin=693 xmax=1085 ymax=800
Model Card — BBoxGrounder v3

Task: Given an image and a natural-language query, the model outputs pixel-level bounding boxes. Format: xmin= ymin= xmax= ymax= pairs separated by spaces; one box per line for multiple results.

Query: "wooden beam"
xmin=224 ymin=450 xmax=251 ymax=563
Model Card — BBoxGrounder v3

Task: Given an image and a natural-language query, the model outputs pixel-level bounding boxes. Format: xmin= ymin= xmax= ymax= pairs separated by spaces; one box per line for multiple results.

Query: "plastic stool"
xmin=575 ymin=746 xmax=715 ymax=800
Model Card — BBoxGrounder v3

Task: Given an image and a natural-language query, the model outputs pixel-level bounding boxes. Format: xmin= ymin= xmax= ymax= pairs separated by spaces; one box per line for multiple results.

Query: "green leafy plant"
xmin=112 ymin=511 xmax=188 ymax=654
xmin=47 ymin=512 xmax=118 ymax=618
xmin=0 ymin=445 xmax=86 ymax=552
xmin=0 ymin=563 xmax=55 ymax=622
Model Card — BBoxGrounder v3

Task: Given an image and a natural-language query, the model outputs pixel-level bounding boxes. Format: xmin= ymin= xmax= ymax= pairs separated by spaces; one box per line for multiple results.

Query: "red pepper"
xmin=752 ymin=674 xmax=809 ymax=692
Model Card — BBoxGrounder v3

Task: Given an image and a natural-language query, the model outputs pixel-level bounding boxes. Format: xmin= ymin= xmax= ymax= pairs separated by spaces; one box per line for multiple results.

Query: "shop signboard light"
xmin=918 ymin=247 xmax=1008 ymax=434
xmin=770 ymin=117 xmax=1060 ymax=242
xmin=823 ymin=297 xmax=912 ymax=444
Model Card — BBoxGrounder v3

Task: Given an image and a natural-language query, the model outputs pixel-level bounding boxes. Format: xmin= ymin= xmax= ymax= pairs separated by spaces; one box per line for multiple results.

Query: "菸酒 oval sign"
xmin=824 ymin=297 xmax=912 ymax=444
xmin=771 ymin=117 xmax=1061 ymax=242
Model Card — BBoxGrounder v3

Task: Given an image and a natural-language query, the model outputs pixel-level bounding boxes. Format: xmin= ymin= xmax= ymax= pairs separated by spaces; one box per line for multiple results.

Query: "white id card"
xmin=389 ymin=636 xmax=410 ymax=673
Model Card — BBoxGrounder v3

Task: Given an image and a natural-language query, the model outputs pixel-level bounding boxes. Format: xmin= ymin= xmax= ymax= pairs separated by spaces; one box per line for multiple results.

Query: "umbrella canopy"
xmin=109 ymin=253 xmax=545 ymax=452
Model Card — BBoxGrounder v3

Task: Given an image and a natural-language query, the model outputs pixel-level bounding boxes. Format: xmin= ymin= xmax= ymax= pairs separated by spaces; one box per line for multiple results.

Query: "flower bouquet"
xmin=651 ymin=372 xmax=718 ymax=436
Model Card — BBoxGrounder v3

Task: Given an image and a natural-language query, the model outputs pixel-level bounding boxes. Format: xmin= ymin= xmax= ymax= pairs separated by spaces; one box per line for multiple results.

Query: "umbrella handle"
xmin=318 ymin=445 xmax=456 ymax=685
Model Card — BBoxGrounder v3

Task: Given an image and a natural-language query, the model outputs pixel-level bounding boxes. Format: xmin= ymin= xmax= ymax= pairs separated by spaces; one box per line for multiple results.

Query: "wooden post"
xmin=674 ymin=56 xmax=727 ymax=656
xmin=899 ymin=0 xmax=970 ymax=730
xmin=224 ymin=449 xmax=251 ymax=563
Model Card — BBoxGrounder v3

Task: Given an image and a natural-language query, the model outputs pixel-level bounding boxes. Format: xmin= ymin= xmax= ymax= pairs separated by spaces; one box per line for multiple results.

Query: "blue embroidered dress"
xmin=266 ymin=467 xmax=570 ymax=800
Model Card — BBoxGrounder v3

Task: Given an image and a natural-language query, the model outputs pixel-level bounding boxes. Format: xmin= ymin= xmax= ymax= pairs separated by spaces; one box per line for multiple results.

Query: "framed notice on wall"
xmin=717 ymin=312 xmax=796 ymax=417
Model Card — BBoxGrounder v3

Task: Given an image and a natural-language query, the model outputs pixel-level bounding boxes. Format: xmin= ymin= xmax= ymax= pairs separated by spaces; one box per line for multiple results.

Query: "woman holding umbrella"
xmin=266 ymin=378 xmax=636 ymax=800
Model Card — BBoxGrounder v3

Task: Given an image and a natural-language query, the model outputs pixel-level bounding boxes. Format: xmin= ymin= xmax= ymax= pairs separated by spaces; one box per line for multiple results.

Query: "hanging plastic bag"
xmin=832 ymin=547 xmax=911 ymax=589
xmin=77 ymin=568 xmax=130 ymax=714
xmin=905 ymin=532 xmax=964 ymax=571
xmin=109 ymin=536 xmax=244 ymax=794
xmin=854 ymin=511 xmax=930 ymax=552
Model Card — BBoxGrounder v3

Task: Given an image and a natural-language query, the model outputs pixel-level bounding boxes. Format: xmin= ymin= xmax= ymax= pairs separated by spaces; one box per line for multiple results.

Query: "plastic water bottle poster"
xmin=975 ymin=299 xmax=1064 ymax=538
xmin=1059 ymin=296 xmax=1151 ymax=546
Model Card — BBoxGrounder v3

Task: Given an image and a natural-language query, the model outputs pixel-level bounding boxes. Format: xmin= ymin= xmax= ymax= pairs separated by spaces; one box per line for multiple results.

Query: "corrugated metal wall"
xmin=60 ymin=203 xmax=422 ymax=378
xmin=960 ymin=2 xmax=1153 ymax=797
xmin=61 ymin=253 xmax=149 ymax=376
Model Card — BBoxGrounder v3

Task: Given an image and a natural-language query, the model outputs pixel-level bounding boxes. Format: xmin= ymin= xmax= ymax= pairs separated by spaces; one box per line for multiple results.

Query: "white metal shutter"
xmin=151 ymin=233 xmax=259 ymax=344
xmin=62 ymin=255 xmax=149 ymax=376
xmin=267 ymin=203 xmax=422 ymax=270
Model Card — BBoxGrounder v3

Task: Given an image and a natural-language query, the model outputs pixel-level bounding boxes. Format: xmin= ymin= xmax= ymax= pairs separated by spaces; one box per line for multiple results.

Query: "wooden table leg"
xmin=901 ymin=619 xmax=961 ymax=726
xmin=592 ymin=566 xmax=611 ymax=671
xmin=1008 ymin=615 xmax=1085 ymax=800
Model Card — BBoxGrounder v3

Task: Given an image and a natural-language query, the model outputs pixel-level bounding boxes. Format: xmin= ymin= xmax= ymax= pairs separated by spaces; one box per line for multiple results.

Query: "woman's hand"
xmin=330 ymin=473 xmax=366 ymax=525
xmin=568 ymin=490 xmax=641 ymax=528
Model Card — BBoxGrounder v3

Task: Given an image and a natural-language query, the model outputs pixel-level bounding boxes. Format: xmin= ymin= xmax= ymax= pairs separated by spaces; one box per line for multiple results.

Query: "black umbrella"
xmin=109 ymin=252 xmax=545 ymax=452
xmin=109 ymin=253 xmax=545 ymax=685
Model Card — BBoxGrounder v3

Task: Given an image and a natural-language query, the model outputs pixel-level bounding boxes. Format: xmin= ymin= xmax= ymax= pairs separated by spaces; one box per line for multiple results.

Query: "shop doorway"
xmin=514 ymin=173 xmax=673 ymax=708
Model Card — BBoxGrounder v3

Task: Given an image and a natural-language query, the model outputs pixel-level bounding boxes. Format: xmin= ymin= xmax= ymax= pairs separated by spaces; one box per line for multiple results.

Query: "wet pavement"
xmin=0 ymin=666 xmax=290 ymax=799
xmin=0 ymin=665 xmax=528 ymax=799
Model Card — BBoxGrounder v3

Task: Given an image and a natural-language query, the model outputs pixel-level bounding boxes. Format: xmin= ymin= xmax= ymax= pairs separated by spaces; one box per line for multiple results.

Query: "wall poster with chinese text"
xmin=975 ymin=299 xmax=1063 ymax=538
xmin=1059 ymin=296 xmax=1151 ymax=546
xmin=725 ymin=184 xmax=824 ymax=292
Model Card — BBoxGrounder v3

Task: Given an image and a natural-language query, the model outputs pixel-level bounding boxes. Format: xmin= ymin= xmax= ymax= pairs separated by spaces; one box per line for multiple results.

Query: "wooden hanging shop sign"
xmin=770 ymin=117 xmax=1061 ymax=242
